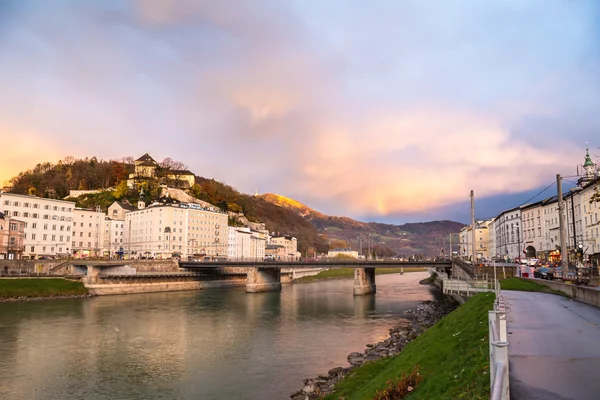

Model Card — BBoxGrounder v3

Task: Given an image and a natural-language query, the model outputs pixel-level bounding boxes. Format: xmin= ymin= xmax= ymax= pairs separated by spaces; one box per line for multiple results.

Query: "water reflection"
xmin=353 ymin=294 xmax=376 ymax=318
xmin=0 ymin=271 xmax=439 ymax=400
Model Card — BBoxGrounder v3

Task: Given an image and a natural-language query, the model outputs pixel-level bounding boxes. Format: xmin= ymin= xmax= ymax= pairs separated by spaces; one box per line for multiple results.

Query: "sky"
xmin=0 ymin=0 xmax=599 ymax=225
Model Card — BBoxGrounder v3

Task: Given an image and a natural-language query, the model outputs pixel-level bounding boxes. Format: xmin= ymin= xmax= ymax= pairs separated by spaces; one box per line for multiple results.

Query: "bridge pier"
xmin=246 ymin=268 xmax=282 ymax=293
xmin=353 ymin=268 xmax=376 ymax=296
xmin=83 ymin=265 xmax=101 ymax=284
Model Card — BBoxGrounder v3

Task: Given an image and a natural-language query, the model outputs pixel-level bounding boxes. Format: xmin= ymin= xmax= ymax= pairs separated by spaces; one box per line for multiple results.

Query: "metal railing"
xmin=489 ymin=279 xmax=509 ymax=400
xmin=441 ymin=274 xmax=495 ymax=297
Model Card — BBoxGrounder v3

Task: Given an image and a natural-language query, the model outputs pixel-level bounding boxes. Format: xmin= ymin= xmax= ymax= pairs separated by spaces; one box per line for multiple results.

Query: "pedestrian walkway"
xmin=504 ymin=290 xmax=600 ymax=400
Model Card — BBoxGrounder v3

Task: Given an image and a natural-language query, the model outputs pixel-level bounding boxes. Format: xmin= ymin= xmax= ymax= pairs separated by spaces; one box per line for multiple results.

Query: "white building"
xmin=227 ymin=226 xmax=267 ymax=261
xmin=0 ymin=192 xmax=75 ymax=259
xmin=493 ymin=207 xmax=522 ymax=261
xmin=521 ymin=200 xmax=544 ymax=259
xmin=327 ymin=248 xmax=359 ymax=259
xmin=124 ymin=197 xmax=228 ymax=259
xmin=72 ymin=208 xmax=108 ymax=258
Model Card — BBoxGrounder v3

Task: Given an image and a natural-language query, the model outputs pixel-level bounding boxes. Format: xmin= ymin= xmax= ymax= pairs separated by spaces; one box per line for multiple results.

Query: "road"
xmin=504 ymin=290 xmax=600 ymax=400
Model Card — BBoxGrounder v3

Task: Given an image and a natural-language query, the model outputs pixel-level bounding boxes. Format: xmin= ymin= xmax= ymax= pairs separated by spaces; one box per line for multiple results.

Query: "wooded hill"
xmin=5 ymin=156 xmax=465 ymax=256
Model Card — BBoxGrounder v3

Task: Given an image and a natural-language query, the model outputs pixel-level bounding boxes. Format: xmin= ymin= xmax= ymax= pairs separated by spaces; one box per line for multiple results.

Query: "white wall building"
xmin=0 ymin=193 xmax=75 ymax=259
xmin=493 ymin=207 xmax=522 ymax=261
xmin=124 ymin=199 xmax=228 ymax=259
xmin=459 ymin=219 xmax=492 ymax=261
xmin=72 ymin=208 xmax=108 ymax=257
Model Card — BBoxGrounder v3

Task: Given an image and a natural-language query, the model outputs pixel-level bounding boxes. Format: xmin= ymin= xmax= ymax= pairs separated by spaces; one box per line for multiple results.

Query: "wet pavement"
xmin=504 ymin=290 xmax=600 ymax=400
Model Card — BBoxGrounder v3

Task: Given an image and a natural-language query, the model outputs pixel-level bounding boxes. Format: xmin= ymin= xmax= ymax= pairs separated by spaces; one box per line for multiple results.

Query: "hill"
xmin=260 ymin=193 xmax=465 ymax=257
xmin=4 ymin=156 xmax=465 ymax=256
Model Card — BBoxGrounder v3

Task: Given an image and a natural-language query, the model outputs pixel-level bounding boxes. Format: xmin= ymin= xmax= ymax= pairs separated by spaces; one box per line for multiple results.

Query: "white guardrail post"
xmin=489 ymin=279 xmax=509 ymax=400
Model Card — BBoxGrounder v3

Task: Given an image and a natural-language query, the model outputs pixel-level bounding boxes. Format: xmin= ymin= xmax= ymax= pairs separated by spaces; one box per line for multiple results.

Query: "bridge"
xmin=65 ymin=259 xmax=454 ymax=296
xmin=180 ymin=260 xmax=452 ymax=295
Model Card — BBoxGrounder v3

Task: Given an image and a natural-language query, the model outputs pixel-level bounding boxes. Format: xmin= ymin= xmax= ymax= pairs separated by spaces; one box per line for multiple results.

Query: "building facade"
xmin=0 ymin=193 xmax=75 ymax=259
xmin=72 ymin=208 xmax=107 ymax=258
xmin=0 ymin=213 xmax=25 ymax=259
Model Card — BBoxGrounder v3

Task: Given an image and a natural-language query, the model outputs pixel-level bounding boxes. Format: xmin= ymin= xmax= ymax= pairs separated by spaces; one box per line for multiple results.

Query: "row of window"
xmin=28 ymin=246 xmax=66 ymax=253
xmin=3 ymin=210 xmax=72 ymax=221
xmin=25 ymin=234 xmax=70 ymax=242
xmin=3 ymin=200 xmax=72 ymax=212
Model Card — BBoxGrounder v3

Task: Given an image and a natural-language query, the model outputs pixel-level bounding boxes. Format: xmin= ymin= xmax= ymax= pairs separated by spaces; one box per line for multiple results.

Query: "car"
xmin=534 ymin=267 xmax=553 ymax=280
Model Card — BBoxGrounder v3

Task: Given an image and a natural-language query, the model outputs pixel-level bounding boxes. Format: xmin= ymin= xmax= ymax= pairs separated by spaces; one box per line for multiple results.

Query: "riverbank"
xmin=291 ymin=292 xmax=494 ymax=399
xmin=293 ymin=268 xmax=426 ymax=283
xmin=0 ymin=278 xmax=89 ymax=301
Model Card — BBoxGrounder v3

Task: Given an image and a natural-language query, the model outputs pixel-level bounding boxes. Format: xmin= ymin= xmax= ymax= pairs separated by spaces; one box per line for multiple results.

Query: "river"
xmin=0 ymin=271 xmax=441 ymax=400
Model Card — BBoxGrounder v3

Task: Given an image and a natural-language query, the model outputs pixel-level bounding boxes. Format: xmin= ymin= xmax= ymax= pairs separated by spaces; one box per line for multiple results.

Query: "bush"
xmin=373 ymin=366 xmax=423 ymax=400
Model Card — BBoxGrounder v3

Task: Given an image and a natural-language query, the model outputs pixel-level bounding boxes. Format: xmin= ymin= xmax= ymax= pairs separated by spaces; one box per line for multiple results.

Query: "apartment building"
xmin=72 ymin=208 xmax=108 ymax=257
xmin=0 ymin=212 xmax=25 ymax=259
xmin=0 ymin=192 xmax=75 ymax=259
xmin=493 ymin=207 xmax=522 ymax=261
xmin=124 ymin=197 xmax=228 ymax=259
xmin=270 ymin=235 xmax=300 ymax=260
xmin=459 ymin=219 xmax=492 ymax=261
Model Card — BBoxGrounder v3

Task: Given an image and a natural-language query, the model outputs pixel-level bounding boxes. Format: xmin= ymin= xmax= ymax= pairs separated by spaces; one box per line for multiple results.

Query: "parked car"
xmin=534 ymin=267 xmax=553 ymax=280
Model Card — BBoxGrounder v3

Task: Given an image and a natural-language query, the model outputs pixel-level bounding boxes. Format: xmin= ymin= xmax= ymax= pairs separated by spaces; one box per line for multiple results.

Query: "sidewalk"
xmin=504 ymin=290 xmax=600 ymax=400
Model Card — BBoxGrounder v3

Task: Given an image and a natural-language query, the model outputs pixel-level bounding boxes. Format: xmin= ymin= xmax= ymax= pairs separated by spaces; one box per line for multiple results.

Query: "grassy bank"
xmin=295 ymin=267 xmax=426 ymax=283
xmin=0 ymin=278 xmax=88 ymax=300
xmin=500 ymin=277 xmax=565 ymax=296
xmin=324 ymin=292 xmax=495 ymax=400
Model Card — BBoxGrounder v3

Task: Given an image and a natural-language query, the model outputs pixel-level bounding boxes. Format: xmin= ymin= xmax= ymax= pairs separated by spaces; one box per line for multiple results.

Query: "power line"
xmin=517 ymin=181 xmax=556 ymax=208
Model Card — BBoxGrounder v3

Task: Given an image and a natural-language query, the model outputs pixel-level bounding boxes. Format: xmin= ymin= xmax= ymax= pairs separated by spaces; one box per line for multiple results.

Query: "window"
xmin=43 ymin=224 xmax=48 ymax=230
xmin=88 ymin=232 xmax=91 ymax=237
xmin=14 ymin=202 xmax=19 ymax=207
xmin=43 ymin=214 xmax=49 ymax=219
xmin=32 ymin=234 xmax=36 ymax=240
xmin=60 ymin=236 xmax=63 ymax=241
xmin=61 ymin=207 xmax=65 ymax=212
xmin=13 ymin=211 xmax=19 ymax=217
xmin=43 ymin=234 xmax=47 ymax=241
xmin=24 ymin=212 xmax=29 ymax=217
xmin=3 ymin=200 xmax=9 ymax=205
xmin=79 ymin=242 xmax=83 ymax=247
xmin=51 ymin=235 xmax=56 ymax=241
xmin=52 ymin=225 xmax=56 ymax=230
xmin=53 ymin=206 xmax=57 ymax=211
xmin=80 ymin=232 xmax=83 ymax=237
xmin=33 ymin=213 xmax=38 ymax=218
xmin=33 ymin=204 xmax=38 ymax=209
xmin=87 ymin=242 xmax=91 ymax=247
xmin=44 ymin=205 xmax=49 ymax=210
xmin=31 ymin=246 xmax=35 ymax=252
xmin=72 ymin=241 xmax=76 ymax=246
xmin=60 ymin=226 xmax=64 ymax=231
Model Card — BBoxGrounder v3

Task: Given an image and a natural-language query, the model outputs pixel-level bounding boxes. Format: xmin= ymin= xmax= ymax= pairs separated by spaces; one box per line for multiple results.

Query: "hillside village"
xmin=0 ymin=154 xmax=302 ymax=261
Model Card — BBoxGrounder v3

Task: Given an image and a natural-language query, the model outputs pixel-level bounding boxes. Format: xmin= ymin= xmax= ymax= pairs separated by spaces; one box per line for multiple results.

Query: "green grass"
xmin=294 ymin=268 xmax=426 ymax=283
xmin=0 ymin=278 xmax=88 ymax=299
xmin=324 ymin=292 xmax=495 ymax=400
xmin=500 ymin=277 xmax=565 ymax=296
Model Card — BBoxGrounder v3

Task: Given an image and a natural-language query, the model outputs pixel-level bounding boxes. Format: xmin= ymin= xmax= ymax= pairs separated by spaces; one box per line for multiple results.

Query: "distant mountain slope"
xmin=261 ymin=193 xmax=465 ymax=256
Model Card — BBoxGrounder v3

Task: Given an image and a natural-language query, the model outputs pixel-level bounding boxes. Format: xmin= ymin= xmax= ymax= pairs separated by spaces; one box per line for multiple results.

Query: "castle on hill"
xmin=126 ymin=153 xmax=195 ymax=189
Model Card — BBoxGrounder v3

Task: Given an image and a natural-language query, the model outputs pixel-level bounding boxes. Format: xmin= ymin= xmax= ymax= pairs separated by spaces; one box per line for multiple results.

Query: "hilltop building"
xmin=126 ymin=153 xmax=195 ymax=189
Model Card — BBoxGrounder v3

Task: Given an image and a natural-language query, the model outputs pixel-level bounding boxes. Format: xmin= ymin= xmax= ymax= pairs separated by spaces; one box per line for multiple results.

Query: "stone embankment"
xmin=290 ymin=298 xmax=457 ymax=400
xmin=0 ymin=294 xmax=93 ymax=302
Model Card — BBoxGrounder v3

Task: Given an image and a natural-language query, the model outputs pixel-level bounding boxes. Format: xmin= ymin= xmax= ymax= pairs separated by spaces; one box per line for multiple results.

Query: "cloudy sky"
xmin=1 ymin=0 xmax=599 ymax=224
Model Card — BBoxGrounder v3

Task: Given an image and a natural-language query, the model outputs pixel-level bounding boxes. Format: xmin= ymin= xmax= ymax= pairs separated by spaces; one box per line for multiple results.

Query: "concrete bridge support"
xmin=353 ymin=268 xmax=376 ymax=296
xmin=83 ymin=265 xmax=101 ymax=284
xmin=246 ymin=268 xmax=282 ymax=293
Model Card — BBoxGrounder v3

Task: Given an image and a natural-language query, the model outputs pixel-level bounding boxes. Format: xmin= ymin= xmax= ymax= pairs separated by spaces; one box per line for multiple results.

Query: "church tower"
xmin=138 ymin=188 xmax=146 ymax=209
xmin=578 ymin=145 xmax=597 ymax=187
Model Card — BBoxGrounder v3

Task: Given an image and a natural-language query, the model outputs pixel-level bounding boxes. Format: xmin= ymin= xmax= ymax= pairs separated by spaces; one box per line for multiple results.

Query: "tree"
xmin=114 ymin=180 xmax=129 ymax=200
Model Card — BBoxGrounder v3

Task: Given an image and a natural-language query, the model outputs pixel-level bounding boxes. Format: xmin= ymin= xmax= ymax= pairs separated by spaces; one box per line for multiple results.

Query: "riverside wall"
xmin=86 ymin=275 xmax=247 ymax=295
xmin=529 ymin=278 xmax=600 ymax=308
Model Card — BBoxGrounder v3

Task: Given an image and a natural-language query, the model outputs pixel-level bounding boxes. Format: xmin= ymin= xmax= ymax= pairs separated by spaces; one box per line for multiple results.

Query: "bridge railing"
xmin=489 ymin=279 xmax=509 ymax=400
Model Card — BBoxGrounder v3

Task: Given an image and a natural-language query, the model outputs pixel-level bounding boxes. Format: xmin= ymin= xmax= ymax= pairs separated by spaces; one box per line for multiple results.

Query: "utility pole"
xmin=557 ymin=175 xmax=569 ymax=271
xmin=449 ymin=233 xmax=452 ymax=259
xmin=471 ymin=190 xmax=476 ymax=264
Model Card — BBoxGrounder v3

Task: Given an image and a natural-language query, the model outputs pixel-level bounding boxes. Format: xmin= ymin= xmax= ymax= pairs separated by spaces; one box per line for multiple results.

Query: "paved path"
xmin=504 ymin=290 xmax=600 ymax=400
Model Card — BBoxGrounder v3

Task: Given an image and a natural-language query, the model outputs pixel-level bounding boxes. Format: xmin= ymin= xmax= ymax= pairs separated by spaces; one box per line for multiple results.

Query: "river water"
xmin=0 ymin=271 xmax=440 ymax=400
